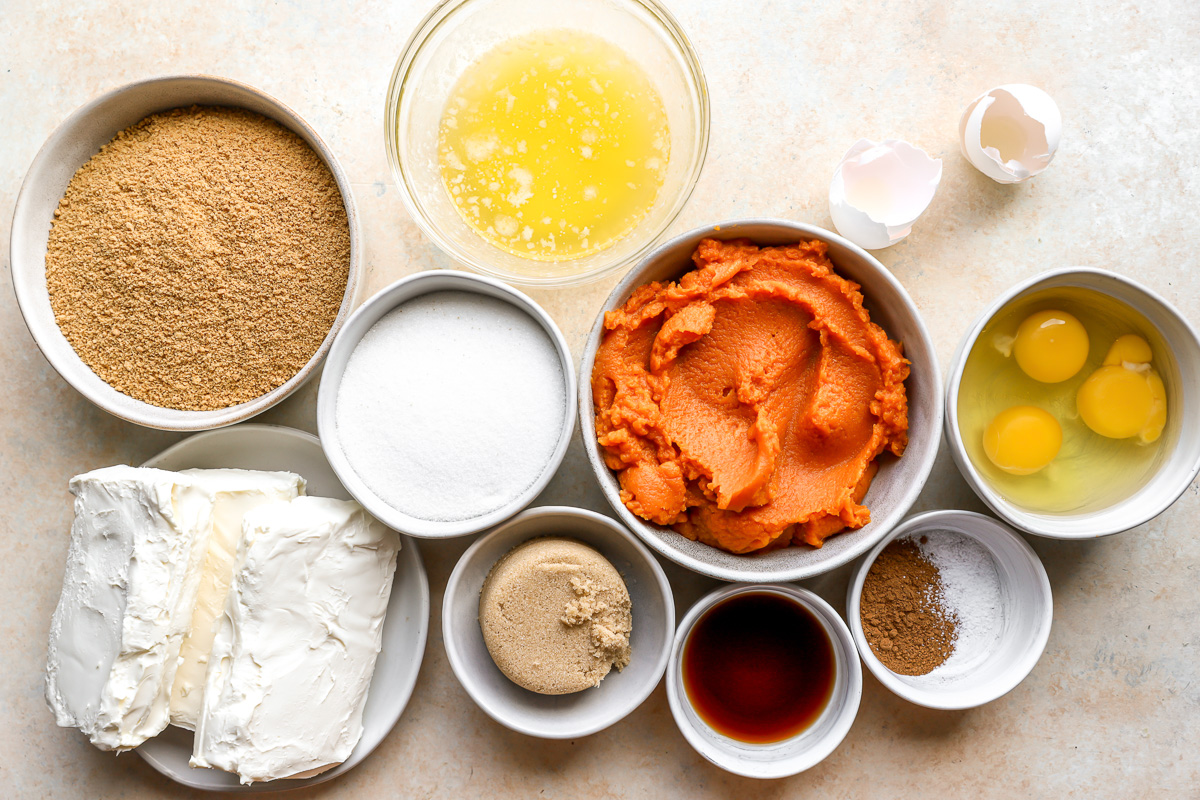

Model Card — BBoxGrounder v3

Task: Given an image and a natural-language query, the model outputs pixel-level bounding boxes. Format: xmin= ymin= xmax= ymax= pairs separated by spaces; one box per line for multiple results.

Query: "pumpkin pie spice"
xmin=859 ymin=536 xmax=956 ymax=676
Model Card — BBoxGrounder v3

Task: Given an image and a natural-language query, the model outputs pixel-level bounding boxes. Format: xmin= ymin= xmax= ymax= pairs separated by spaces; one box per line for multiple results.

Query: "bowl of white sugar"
xmin=317 ymin=271 xmax=576 ymax=537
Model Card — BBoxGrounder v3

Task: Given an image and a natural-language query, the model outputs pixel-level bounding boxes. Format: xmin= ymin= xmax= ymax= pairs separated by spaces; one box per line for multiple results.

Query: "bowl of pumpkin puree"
xmin=581 ymin=219 xmax=942 ymax=583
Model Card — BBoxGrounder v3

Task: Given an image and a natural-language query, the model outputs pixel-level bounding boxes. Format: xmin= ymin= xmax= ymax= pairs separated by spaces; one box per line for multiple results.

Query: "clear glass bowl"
xmin=385 ymin=0 xmax=710 ymax=288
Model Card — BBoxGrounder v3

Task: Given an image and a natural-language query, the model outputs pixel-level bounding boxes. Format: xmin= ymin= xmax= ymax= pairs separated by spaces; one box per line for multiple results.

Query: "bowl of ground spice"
xmin=11 ymin=75 xmax=359 ymax=430
xmin=847 ymin=509 xmax=1053 ymax=709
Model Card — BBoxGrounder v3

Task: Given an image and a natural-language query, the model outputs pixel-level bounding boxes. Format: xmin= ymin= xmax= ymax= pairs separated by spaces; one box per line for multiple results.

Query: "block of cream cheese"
xmin=168 ymin=469 xmax=306 ymax=731
xmin=192 ymin=497 xmax=400 ymax=784
xmin=45 ymin=465 xmax=213 ymax=751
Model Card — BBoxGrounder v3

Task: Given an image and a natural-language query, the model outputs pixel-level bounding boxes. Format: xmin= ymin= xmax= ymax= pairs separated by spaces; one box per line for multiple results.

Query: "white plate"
xmin=134 ymin=423 xmax=430 ymax=791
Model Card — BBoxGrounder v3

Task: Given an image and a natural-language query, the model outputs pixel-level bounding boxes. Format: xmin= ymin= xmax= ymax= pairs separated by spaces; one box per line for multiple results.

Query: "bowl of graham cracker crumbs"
xmin=11 ymin=75 xmax=359 ymax=430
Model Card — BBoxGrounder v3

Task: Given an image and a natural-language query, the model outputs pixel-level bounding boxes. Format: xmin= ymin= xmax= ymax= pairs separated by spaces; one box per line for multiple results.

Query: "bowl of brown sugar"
xmin=11 ymin=75 xmax=359 ymax=430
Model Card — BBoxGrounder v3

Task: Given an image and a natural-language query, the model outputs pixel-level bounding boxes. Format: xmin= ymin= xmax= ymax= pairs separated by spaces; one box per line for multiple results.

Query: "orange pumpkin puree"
xmin=591 ymin=238 xmax=909 ymax=554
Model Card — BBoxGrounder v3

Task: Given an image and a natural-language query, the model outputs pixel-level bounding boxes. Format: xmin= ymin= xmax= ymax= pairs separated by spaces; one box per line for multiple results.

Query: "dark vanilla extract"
xmin=682 ymin=592 xmax=835 ymax=744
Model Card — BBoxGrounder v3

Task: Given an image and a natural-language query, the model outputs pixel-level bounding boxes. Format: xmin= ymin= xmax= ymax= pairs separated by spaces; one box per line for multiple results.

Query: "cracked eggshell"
xmin=828 ymin=138 xmax=942 ymax=251
xmin=960 ymin=84 xmax=1062 ymax=184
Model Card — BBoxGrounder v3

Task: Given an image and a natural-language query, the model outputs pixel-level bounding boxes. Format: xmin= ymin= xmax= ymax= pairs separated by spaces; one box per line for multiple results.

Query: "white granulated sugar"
xmin=336 ymin=291 xmax=565 ymax=522
xmin=914 ymin=530 xmax=1005 ymax=683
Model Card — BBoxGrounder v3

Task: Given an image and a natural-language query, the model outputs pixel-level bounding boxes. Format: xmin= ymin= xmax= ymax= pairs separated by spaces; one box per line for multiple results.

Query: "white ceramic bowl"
xmin=579 ymin=219 xmax=943 ymax=582
xmin=136 ymin=423 xmax=429 ymax=791
xmin=945 ymin=268 xmax=1200 ymax=538
xmin=385 ymin=0 xmax=709 ymax=288
xmin=666 ymin=584 xmax=861 ymax=779
xmin=442 ymin=506 xmax=674 ymax=739
xmin=10 ymin=74 xmax=361 ymax=431
xmin=317 ymin=270 xmax=576 ymax=538
xmin=846 ymin=510 xmax=1052 ymax=710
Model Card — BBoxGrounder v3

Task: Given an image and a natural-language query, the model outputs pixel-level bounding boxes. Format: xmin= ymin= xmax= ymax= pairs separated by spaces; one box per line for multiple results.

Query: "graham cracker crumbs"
xmin=45 ymin=105 xmax=350 ymax=411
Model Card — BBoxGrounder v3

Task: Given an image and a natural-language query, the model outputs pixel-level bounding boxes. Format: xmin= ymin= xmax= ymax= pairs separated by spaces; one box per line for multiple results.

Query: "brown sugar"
xmin=478 ymin=538 xmax=632 ymax=695
xmin=859 ymin=537 xmax=956 ymax=676
xmin=45 ymin=105 xmax=350 ymax=411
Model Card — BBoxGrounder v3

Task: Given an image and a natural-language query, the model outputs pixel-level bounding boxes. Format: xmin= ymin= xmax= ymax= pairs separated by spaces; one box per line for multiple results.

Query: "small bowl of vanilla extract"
xmin=665 ymin=584 xmax=862 ymax=779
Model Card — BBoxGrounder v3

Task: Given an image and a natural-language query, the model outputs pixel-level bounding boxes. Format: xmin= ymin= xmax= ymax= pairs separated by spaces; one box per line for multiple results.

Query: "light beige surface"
xmin=2 ymin=0 xmax=1197 ymax=796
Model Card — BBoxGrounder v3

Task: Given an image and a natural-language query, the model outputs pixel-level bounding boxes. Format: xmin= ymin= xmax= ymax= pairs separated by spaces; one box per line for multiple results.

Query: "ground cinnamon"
xmin=860 ymin=537 xmax=956 ymax=676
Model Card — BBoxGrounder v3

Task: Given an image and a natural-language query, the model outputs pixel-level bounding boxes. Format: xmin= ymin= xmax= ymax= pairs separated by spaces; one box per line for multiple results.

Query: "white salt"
xmin=914 ymin=530 xmax=1005 ymax=684
xmin=335 ymin=291 xmax=566 ymax=522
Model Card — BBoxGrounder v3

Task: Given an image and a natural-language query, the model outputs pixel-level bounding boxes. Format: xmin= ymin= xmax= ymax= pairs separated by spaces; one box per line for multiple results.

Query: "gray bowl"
xmin=944 ymin=268 xmax=1200 ymax=538
xmin=442 ymin=506 xmax=674 ymax=738
xmin=10 ymin=74 xmax=361 ymax=431
xmin=846 ymin=510 xmax=1052 ymax=710
xmin=578 ymin=219 xmax=942 ymax=582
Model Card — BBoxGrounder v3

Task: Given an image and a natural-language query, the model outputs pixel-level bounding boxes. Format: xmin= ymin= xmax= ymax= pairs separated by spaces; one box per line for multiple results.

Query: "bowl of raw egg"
xmin=946 ymin=267 xmax=1200 ymax=538
xmin=385 ymin=0 xmax=709 ymax=288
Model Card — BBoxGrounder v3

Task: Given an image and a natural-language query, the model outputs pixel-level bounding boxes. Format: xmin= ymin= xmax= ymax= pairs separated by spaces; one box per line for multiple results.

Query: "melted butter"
xmin=438 ymin=30 xmax=669 ymax=260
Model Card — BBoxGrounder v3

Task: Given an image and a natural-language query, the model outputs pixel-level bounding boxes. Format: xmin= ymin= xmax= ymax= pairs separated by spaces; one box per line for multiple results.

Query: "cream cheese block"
xmin=45 ymin=465 xmax=214 ymax=751
xmin=192 ymin=497 xmax=400 ymax=784
xmin=168 ymin=469 xmax=306 ymax=731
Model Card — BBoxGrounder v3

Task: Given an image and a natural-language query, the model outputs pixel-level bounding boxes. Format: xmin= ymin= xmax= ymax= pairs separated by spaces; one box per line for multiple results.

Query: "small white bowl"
xmin=945 ymin=268 xmax=1200 ymax=538
xmin=316 ymin=270 xmax=576 ymax=538
xmin=10 ymin=74 xmax=361 ymax=431
xmin=846 ymin=510 xmax=1052 ymax=710
xmin=579 ymin=218 xmax=943 ymax=582
xmin=665 ymin=584 xmax=862 ymax=779
xmin=442 ymin=506 xmax=674 ymax=739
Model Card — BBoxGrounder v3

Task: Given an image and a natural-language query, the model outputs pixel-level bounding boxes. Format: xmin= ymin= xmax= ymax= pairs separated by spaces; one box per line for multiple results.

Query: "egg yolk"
xmin=1077 ymin=335 xmax=1166 ymax=443
xmin=1102 ymin=333 xmax=1153 ymax=367
xmin=1013 ymin=310 xmax=1089 ymax=383
xmin=983 ymin=405 xmax=1063 ymax=475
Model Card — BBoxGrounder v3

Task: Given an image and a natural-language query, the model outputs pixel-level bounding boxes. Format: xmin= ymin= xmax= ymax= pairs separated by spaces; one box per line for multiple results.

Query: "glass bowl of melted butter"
xmin=386 ymin=0 xmax=709 ymax=287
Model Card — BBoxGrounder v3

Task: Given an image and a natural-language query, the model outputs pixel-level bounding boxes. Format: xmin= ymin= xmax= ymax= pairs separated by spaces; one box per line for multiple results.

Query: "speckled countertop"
xmin=3 ymin=1 xmax=1198 ymax=797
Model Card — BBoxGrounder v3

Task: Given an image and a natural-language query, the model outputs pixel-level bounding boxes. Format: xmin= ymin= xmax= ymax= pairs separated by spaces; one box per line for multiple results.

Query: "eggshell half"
xmin=960 ymin=84 xmax=1062 ymax=184
xmin=829 ymin=138 xmax=942 ymax=250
